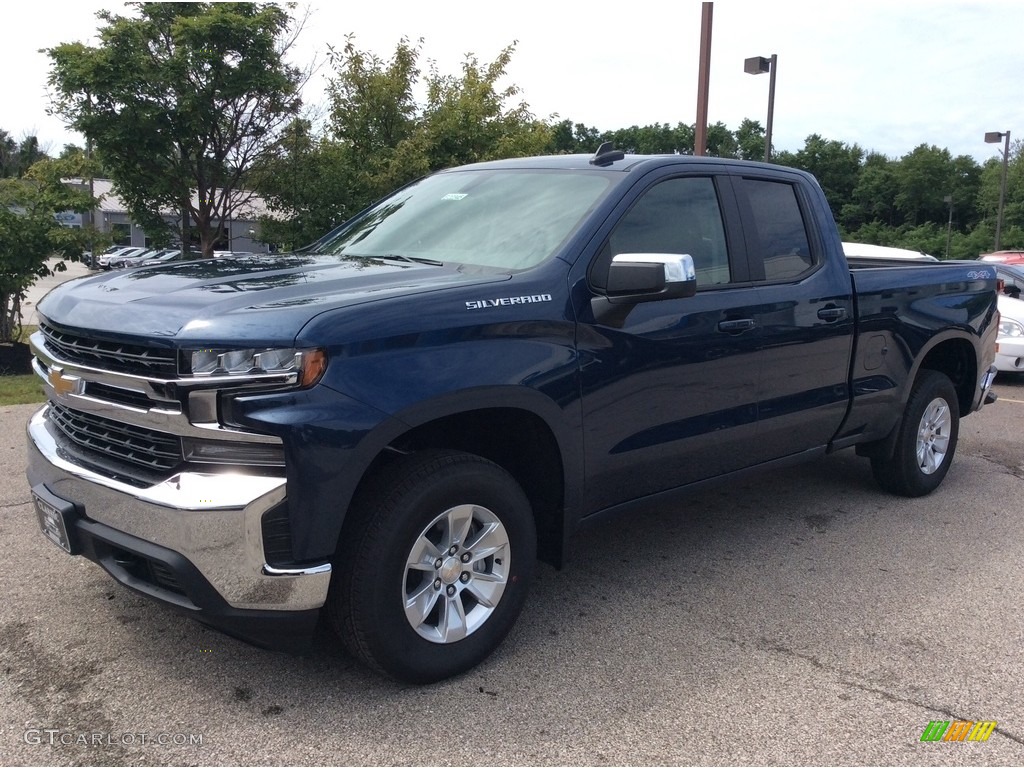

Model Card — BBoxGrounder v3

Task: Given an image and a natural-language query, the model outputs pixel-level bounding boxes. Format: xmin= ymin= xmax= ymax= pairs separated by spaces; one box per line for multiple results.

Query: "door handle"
xmin=717 ymin=318 xmax=756 ymax=333
xmin=817 ymin=306 xmax=847 ymax=322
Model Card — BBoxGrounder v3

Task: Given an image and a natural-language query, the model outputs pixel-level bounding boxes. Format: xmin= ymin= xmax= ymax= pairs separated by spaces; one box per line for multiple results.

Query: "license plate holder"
xmin=32 ymin=487 xmax=79 ymax=555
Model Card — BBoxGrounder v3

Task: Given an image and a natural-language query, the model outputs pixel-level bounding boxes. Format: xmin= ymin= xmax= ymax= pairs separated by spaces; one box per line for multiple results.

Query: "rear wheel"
xmin=327 ymin=450 xmax=536 ymax=683
xmin=871 ymin=370 xmax=960 ymax=497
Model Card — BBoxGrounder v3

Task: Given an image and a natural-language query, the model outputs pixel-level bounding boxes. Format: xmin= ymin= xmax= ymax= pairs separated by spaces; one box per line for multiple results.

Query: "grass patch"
xmin=0 ymin=374 xmax=44 ymax=406
xmin=0 ymin=325 xmax=44 ymax=405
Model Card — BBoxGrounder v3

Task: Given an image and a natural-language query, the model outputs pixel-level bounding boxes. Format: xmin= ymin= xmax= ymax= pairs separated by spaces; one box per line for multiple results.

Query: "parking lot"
xmin=2 ymin=377 xmax=1024 ymax=765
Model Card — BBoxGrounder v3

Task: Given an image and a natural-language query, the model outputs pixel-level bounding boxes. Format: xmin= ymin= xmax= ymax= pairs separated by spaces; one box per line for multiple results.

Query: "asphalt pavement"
xmin=3 ymin=376 xmax=1024 ymax=765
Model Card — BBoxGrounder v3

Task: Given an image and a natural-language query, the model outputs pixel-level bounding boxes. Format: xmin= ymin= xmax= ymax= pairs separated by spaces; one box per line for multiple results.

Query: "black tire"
xmin=871 ymin=370 xmax=960 ymax=497
xmin=327 ymin=450 xmax=536 ymax=683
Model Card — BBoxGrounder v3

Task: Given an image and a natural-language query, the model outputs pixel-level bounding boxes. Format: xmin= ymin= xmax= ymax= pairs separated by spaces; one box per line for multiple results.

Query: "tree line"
xmin=252 ymin=35 xmax=1022 ymax=260
xmin=3 ymin=1 xmax=1020 ymax=341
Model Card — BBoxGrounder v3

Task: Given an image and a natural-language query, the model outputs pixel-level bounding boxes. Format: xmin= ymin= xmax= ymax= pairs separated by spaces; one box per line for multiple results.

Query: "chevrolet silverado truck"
xmin=26 ymin=145 xmax=999 ymax=683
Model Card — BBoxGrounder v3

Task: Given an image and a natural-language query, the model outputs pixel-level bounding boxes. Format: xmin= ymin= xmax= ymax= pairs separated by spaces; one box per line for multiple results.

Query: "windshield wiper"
xmin=380 ymin=253 xmax=444 ymax=267
xmin=340 ymin=252 xmax=444 ymax=267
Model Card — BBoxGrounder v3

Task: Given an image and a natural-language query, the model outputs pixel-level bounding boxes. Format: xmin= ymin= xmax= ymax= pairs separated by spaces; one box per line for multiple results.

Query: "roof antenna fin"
xmin=590 ymin=141 xmax=625 ymax=166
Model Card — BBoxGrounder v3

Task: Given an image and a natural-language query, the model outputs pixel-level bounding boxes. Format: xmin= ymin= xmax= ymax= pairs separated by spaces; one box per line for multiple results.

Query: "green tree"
xmin=789 ymin=135 xmax=863 ymax=218
xmin=0 ymin=130 xmax=15 ymax=178
xmin=977 ymin=139 xmax=1024 ymax=249
xmin=705 ymin=122 xmax=739 ymax=158
xmin=548 ymin=119 xmax=604 ymax=154
xmin=257 ymin=37 xmax=550 ymax=247
xmin=841 ymin=152 xmax=899 ymax=229
xmin=948 ymin=153 xmax=983 ymax=231
xmin=893 ymin=144 xmax=958 ymax=226
xmin=253 ymin=119 xmax=355 ymax=250
xmin=0 ymin=131 xmax=52 ymax=178
xmin=735 ymin=118 xmax=766 ymax=161
xmin=325 ymin=35 xmax=422 ymax=204
xmin=46 ymin=2 xmax=305 ymax=256
xmin=0 ymin=157 xmax=98 ymax=341
xmin=605 ymin=123 xmax=693 ymax=155
xmin=418 ymin=43 xmax=551 ymax=170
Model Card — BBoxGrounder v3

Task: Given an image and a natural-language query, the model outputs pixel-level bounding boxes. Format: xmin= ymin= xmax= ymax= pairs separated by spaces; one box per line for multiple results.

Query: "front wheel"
xmin=327 ymin=450 xmax=536 ymax=683
xmin=871 ymin=370 xmax=960 ymax=497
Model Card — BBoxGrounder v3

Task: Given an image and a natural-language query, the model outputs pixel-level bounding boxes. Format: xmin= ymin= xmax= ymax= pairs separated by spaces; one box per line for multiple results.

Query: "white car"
xmin=115 ymin=248 xmax=180 ymax=268
xmin=97 ymin=246 xmax=148 ymax=269
xmin=990 ymin=263 xmax=1024 ymax=374
xmin=93 ymin=246 xmax=135 ymax=269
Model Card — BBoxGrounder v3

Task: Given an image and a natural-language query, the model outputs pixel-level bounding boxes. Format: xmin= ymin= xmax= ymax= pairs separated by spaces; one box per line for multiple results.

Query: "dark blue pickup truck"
xmin=26 ymin=147 xmax=998 ymax=682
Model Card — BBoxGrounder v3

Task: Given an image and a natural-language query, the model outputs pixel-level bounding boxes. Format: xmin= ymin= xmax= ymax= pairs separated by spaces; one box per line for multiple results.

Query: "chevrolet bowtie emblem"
xmin=47 ymin=366 xmax=81 ymax=397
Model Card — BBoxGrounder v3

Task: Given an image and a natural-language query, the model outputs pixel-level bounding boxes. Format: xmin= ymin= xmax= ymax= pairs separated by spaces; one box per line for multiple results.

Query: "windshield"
xmin=310 ymin=169 xmax=612 ymax=271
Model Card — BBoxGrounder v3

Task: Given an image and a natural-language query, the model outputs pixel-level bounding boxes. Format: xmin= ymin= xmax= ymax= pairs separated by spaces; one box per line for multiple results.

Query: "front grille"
xmin=83 ymin=381 xmax=160 ymax=410
xmin=41 ymin=323 xmax=178 ymax=377
xmin=49 ymin=403 xmax=182 ymax=473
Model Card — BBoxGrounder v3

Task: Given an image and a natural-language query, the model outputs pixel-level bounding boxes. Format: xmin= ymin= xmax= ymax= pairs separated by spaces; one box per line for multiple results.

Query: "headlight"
xmin=188 ymin=347 xmax=327 ymax=386
xmin=998 ymin=319 xmax=1024 ymax=338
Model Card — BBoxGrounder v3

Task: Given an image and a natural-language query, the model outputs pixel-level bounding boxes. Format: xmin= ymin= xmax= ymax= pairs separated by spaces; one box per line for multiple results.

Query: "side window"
xmin=739 ymin=178 xmax=814 ymax=282
xmin=1001 ymin=272 xmax=1023 ymax=298
xmin=594 ymin=176 xmax=731 ymax=290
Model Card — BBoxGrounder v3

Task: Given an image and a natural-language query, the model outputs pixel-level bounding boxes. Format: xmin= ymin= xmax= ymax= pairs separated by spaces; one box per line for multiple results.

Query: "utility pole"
xmin=694 ymin=2 xmax=713 ymax=156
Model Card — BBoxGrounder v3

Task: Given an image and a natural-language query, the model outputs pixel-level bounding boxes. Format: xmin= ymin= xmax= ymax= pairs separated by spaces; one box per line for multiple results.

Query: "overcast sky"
xmin=2 ymin=0 xmax=1021 ymax=165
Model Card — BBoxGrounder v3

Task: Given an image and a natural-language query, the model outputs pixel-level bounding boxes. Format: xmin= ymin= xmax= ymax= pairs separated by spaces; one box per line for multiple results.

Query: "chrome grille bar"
xmin=49 ymin=403 xmax=182 ymax=472
xmin=41 ymin=323 xmax=178 ymax=377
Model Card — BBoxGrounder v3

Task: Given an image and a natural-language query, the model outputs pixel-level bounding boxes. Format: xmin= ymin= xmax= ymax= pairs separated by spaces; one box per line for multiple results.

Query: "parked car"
xmin=98 ymin=246 xmax=149 ymax=269
xmin=987 ymin=262 xmax=1024 ymax=374
xmin=979 ymin=250 xmax=1024 ymax=264
xmin=111 ymin=249 xmax=161 ymax=268
xmin=95 ymin=246 xmax=144 ymax=269
xmin=115 ymin=248 xmax=179 ymax=268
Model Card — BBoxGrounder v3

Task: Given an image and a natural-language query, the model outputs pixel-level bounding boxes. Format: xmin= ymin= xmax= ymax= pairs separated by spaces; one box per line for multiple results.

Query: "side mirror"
xmin=592 ymin=253 xmax=697 ymax=326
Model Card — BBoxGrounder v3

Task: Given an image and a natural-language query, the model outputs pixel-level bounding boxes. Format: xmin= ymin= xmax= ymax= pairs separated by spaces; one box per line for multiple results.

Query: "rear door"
xmin=728 ymin=172 xmax=855 ymax=459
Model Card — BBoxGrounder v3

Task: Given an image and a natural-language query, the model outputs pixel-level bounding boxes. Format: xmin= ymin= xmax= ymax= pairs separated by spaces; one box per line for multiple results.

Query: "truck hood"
xmin=37 ymin=254 xmax=510 ymax=343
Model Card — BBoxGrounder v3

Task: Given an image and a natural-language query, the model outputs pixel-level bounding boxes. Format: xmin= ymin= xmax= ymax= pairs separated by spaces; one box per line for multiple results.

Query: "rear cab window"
xmin=735 ymin=178 xmax=816 ymax=282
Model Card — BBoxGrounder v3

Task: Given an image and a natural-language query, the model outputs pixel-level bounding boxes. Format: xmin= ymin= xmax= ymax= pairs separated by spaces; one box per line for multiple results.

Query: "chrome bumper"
xmin=26 ymin=407 xmax=331 ymax=612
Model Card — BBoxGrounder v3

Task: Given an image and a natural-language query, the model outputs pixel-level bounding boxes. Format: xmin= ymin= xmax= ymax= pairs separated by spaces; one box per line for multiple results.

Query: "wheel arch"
xmin=342 ymin=388 xmax=582 ymax=569
xmin=910 ymin=334 xmax=978 ymax=417
xmin=856 ymin=333 xmax=976 ymax=462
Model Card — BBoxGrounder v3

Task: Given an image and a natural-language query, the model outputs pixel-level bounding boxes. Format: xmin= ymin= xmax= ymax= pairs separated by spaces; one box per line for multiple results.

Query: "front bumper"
xmin=26 ymin=406 xmax=331 ymax=650
xmin=995 ymin=338 xmax=1024 ymax=373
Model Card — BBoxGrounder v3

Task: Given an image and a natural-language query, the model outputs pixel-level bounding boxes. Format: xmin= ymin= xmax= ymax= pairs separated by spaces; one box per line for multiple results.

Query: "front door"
xmin=574 ymin=172 xmax=765 ymax=513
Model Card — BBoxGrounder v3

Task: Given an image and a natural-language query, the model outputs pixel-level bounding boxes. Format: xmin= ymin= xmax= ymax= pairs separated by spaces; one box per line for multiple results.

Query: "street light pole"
xmin=985 ymin=130 xmax=1011 ymax=251
xmin=745 ymin=54 xmax=777 ymax=161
